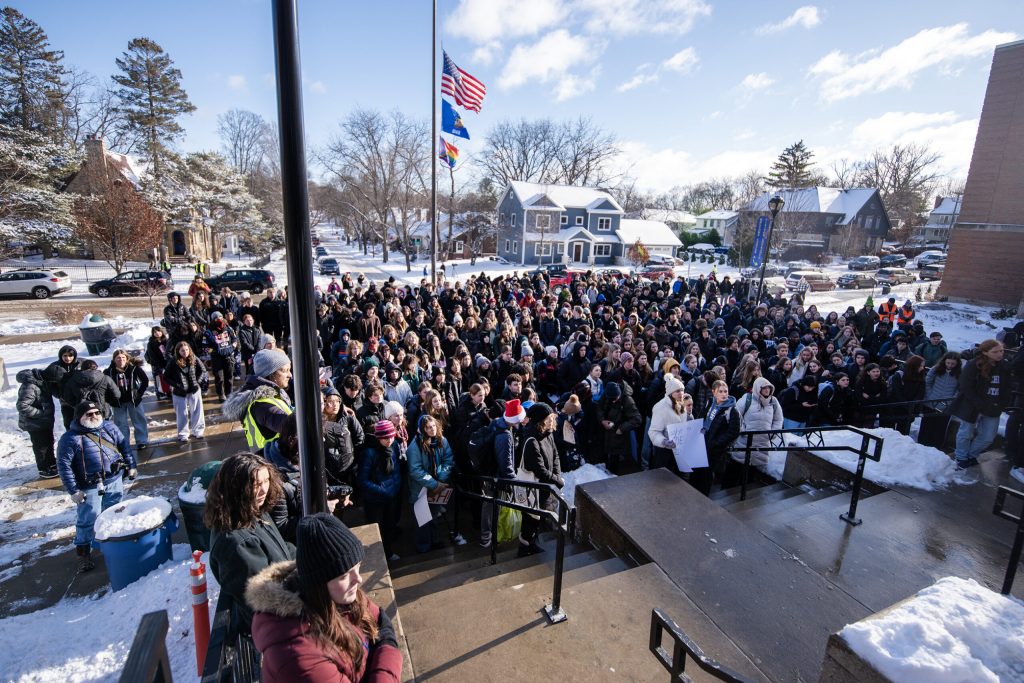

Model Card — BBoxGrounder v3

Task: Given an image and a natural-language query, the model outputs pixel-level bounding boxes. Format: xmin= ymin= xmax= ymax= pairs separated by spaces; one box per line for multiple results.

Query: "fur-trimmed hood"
xmin=246 ymin=561 xmax=303 ymax=617
xmin=222 ymin=375 xmax=283 ymax=421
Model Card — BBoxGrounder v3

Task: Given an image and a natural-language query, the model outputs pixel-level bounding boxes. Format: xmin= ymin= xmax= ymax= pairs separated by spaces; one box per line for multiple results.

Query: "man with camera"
xmin=56 ymin=400 xmax=138 ymax=573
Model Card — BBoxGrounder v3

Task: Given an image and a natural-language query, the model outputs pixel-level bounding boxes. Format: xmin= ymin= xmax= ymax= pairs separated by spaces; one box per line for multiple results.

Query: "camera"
xmin=327 ymin=484 xmax=352 ymax=500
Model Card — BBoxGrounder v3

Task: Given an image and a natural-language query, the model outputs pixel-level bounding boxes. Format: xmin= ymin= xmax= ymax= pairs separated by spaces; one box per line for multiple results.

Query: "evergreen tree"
xmin=112 ymin=37 xmax=195 ymax=178
xmin=764 ymin=140 xmax=816 ymax=189
xmin=0 ymin=7 xmax=65 ymax=134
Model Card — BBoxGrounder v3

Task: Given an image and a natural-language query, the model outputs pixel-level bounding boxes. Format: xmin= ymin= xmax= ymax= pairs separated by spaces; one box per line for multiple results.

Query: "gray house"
xmin=495 ymin=181 xmax=680 ymax=266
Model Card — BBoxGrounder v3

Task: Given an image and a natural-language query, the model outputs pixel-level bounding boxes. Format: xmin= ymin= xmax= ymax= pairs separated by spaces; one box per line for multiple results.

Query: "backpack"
xmin=214 ymin=331 xmax=234 ymax=357
xmin=817 ymin=380 xmax=833 ymax=396
xmin=466 ymin=421 xmax=504 ymax=475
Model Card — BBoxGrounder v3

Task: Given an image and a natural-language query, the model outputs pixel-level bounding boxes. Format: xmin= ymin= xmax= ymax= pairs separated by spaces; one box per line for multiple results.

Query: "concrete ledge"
xmin=782 ymin=448 xmax=888 ymax=495
xmin=819 ymin=633 xmax=891 ymax=683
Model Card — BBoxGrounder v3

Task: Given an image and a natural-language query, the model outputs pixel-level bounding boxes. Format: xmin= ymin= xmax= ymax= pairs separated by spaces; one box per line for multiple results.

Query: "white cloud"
xmin=739 ymin=72 xmax=775 ymax=91
xmin=578 ymin=0 xmax=711 ymax=35
xmin=226 ymin=74 xmax=247 ymax=91
xmin=471 ymin=41 xmax=502 ymax=66
xmin=663 ymin=47 xmax=699 ymax=73
xmin=617 ymin=141 xmax=776 ymax=193
xmin=498 ymin=29 xmax=599 ymax=100
xmin=447 ymin=0 xmax=565 ymax=44
xmin=756 ymin=6 xmax=821 ymax=35
xmin=808 ymin=23 xmax=1018 ymax=102
xmin=617 ymin=65 xmax=658 ymax=92
xmin=310 ymin=80 xmax=328 ymax=94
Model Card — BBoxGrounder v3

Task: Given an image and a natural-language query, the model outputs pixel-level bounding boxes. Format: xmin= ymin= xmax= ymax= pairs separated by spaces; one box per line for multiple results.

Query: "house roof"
xmin=642 ymin=208 xmax=697 ymax=225
xmin=747 ymin=187 xmax=880 ymax=226
xmin=508 ymin=180 xmax=623 ymax=213
xmin=698 ymin=210 xmax=738 ymax=221
xmin=931 ymin=196 xmax=962 ymax=215
xmin=617 ymin=219 xmax=683 ymax=247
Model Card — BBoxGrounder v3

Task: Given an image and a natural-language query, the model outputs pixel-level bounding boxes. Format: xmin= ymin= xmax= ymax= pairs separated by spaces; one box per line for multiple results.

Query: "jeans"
xmin=74 ymin=474 xmax=124 ymax=547
xmin=112 ymin=402 xmax=149 ymax=447
xmin=954 ymin=415 xmax=1000 ymax=463
xmin=782 ymin=418 xmax=806 ymax=430
xmin=172 ymin=390 xmax=205 ymax=440
xmin=640 ymin=417 xmax=653 ymax=470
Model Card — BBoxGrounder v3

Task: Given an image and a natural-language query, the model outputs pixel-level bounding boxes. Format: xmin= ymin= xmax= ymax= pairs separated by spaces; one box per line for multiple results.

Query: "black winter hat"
xmin=526 ymin=401 xmax=554 ymax=423
xmin=75 ymin=400 xmax=101 ymax=421
xmin=296 ymin=513 xmax=365 ymax=594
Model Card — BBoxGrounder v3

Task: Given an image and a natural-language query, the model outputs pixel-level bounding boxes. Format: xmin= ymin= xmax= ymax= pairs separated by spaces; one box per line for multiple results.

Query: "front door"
xmin=571 ymin=242 xmax=583 ymax=263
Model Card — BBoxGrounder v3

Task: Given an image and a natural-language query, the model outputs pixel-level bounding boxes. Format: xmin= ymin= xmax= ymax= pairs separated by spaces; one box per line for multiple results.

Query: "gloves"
xmin=128 ymin=468 xmax=137 ymax=481
xmin=375 ymin=609 xmax=398 ymax=648
xmin=555 ymin=477 xmax=565 ymax=488
xmin=71 ymin=491 xmax=85 ymax=505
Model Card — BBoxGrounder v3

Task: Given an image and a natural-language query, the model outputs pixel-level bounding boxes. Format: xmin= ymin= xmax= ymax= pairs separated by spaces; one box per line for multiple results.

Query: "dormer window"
xmin=597 ymin=217 xmax=611 ymax=231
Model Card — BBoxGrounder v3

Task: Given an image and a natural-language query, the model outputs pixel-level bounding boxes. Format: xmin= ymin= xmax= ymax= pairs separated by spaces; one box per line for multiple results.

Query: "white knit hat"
xmin=664 ymin=376 xmax=685 ymax=396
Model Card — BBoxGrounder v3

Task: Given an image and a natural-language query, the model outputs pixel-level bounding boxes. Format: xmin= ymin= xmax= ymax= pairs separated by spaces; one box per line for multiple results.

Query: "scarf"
xmin=704 ymin=396 xmax=736 ymax=430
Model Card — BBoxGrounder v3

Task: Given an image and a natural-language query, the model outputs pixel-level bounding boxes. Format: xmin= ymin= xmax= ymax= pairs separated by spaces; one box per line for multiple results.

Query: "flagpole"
xmin=429 ymin=0 xmax=438 ymax=286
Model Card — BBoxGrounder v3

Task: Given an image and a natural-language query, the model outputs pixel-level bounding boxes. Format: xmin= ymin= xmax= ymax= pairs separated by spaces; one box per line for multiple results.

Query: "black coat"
xmin=520 ymin=425 xmax=563 ymax=512
xmin=703 ymin=402 xmax=741 ymax=473
xmin=950 ymin=359 xmax=1012 ymax=422
xmin=61 ymin=368 xmax=120 ymax=415
xmin=16 ymin=369 xmax=54 ymax=432
xmin=324 ymin=413 xmax=364 ymax=483
xmin=163 ymin=357 xmax=208 ymax=397
xmin=104 ymin=360 xmax=149 ymax=407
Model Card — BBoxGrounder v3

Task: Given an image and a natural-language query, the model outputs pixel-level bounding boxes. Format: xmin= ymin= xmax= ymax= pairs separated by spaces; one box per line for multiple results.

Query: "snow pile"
xmin=177 ymin=478 xmax=207 ymax=504
xmin=0 ymin=545 xmax=220 ymax=683
xmin=840 ymin=577 xmax=1024 ymax=683
xmin=764 ymin=427 xmax=964 ymax=491
xmin=561 ymin=462 xmax=615 ymax=506
xmin=94 ymin=496 xmax=172 ymax=541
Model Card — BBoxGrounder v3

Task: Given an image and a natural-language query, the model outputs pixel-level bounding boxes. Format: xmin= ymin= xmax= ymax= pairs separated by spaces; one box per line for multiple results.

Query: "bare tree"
xmin=829 ymin=158 xmax=860 ymax=190
xmin=73 ymin=178 xmax=164 ymax=273
xmin=856 ymin=143 xmax=943 ymax=240
xmin=218 ymin=109 xmax=271 ymax=178
xmin=554 ymin=117 xmax=621 ymax=186
xmin=733 ymin=169 xmax=766 ymax=209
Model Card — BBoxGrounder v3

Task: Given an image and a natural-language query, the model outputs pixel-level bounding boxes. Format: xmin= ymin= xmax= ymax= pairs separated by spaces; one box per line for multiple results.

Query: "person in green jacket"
xmin=205 ymin=452 xmax=295 ymax=636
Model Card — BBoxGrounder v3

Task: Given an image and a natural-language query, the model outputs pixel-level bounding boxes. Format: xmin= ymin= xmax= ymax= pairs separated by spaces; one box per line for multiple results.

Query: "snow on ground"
xmin=0 ymin=315 xmax=138 ymax=337
xmin=764 ymin=427 xmax=967 ymax=491
xmin=560 ymin=462 xmax=615 ymax=506
xmin=840 ymin=576 xmax=1024 ymax=683
xmin=0 ymin=544 xmax=220 ymax=683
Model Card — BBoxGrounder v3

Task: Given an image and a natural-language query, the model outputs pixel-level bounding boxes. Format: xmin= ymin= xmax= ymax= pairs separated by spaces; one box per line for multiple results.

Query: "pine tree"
xmin=764 ymin=140 xmax=816 ymax=189
xmin=0 ymin=7 xmax=65 ymax=134
xmin=112 ymin=37 xmax=195 ymax=178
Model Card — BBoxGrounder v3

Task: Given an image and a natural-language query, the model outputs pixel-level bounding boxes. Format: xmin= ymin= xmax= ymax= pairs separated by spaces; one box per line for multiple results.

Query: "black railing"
xmin=455 ymin=474 xmax=575 ymax=624
xmin=119 ymin=611 xmax=173 ymax=683
xmin=730 ymin=425 xmax=884 ymax=525
xmin=649 ymin=608 xmax=751 ymax=682
xmin=201 ymin=594 xmax=261 ymax=683
xmin=993 ymin=485 xmax=1024 ymax=595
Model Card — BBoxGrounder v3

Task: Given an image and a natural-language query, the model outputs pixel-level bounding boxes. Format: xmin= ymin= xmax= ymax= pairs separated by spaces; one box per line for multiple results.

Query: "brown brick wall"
xmin=939 ymin=224 xmax=1024 ymax=306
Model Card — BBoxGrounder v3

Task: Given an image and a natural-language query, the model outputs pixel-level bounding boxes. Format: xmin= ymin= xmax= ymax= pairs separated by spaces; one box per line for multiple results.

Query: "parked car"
xmin=638 ymin=264 xmax=675 ymax=281
xmin=848 ymin=255 xmax=881 ymax=271
xmin=89 ymin=270 xmax=172 ymax=298
xmin=204 ymin=269 xmax=276 ymax=294
xmin=916 ymin=250 xmax=946 ymax=268
xmin=315 ymin=246 xmax=329 ymax=258
xmin=875 ymin=267 xmax=916 ymax=286
xmin=836 ymin=272 xmax=877 ymax=289
xmin=318 ymin=258 xmax=341 ymax=276
xmin=785 ymin=271 xmax=834 ymax=292
xmin=919 ymin=263 xmax=946 ymax=281
xmin=740 ymin=263 xmax=787 ymax=279
xmin=784 ymin=261 xmax=819 ymax=277
xmin=879 ymin=254 xmax=908 ymax=268
xmin=647 ymin=254 xmax=684 ymax=266
xmin=311 ymin=236 xmax=320 ymax=247
xmin=713 ymin=246 xmax=731 ymax=256
xmin=0 ymin=268 xmax=72 ymax=299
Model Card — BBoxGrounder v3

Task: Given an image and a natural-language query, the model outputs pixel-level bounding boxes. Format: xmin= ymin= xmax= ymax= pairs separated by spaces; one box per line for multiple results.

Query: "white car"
xmin=915 ymin=250 xmax=946 ymax=268
xmin=0 ymin=268 xmax=72 ymax=299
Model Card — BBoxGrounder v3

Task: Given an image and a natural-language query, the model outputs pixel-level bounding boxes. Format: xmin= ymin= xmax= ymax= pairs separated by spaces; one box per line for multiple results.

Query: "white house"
xmin=919 ymin=196 xmax=961 ymax=245
xmin=694 ymin=210 xmax=739 ymax=245
xmin=617 ymin=219 xmax=684 ymax=259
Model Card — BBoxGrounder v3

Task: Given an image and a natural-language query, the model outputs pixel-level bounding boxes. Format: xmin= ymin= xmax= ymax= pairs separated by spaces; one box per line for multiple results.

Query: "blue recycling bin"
xmin=96 ymin=506 xmax=179 ymax=591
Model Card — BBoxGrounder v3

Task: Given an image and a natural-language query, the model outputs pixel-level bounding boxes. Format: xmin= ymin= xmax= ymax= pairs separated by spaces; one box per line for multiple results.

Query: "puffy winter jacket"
xmin=104 ymin=360 xmax=149 ymax=407
xmin=56 ymin=419 xmax=136 ymax=494
xmin=520 ymin=425 xmax=563 ymax=513
xmin=407 ymin=435 xmax=454 ymax=503
xmin=648 ymin=394 xmax=691 ymax=450
xmin=16 ymin=369 xmax=55 ymax=432
xmin=43 ymin=345 xmax=79 ymax=403
xmin=950 ymin=358 xmax=1011 ymax=422
xmin=733 ymin=377 xmax=784 ymax=466
xmin=61 ymin=368 xmax=120 ymax=415
xmin=358 ymin=442 xmax=402 ymax=503
xmin=222 ymin=375 xmax=293 ymax=450
xmin=163 ymin=357 xmax=208 ymax=397
xmin=324 ymin=414 xmax=364 ymax=483
xmin=924 ymin=367 xmax=959 ymax=412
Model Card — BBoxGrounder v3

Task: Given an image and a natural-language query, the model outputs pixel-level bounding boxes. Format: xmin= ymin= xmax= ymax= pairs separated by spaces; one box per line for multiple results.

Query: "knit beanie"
xmin=296 ymin=513 xmax=365 ymax=594
xmin=561 ymin=394 xmax=582 ymax=415
xmin=75 ymin=400 xmax=101 ymax=421
xmin=374 ymin=419 xmax=397 ymax=439
xmin=253 ymin=349 xmax=291 ymax=378
xmin=383 ymin=400 xmax=404 ymax=419
xmin=664 ymin=376 xmax=685 ymax=396
xmin=619 ymin=351 xmax=634 ymax=364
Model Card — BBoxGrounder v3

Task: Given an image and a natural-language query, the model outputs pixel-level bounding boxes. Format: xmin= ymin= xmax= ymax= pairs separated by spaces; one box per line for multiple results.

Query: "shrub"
xmin=47 ymin=307 xmax=107 ymax=326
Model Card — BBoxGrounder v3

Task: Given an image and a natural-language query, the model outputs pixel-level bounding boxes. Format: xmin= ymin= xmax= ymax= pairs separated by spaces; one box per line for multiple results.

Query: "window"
xmin=536 ymin=214 xmax=550 ymax=229
xmin=575 ymin=215 xmax=584 ymax=225
xmin=512 ymin=241 xmax=519 ymax=254
xmin=594 ymin=244 xmax=612 ymax=257
xmin=597 ymin=217 xmax=612 ymax=231
xmin=454 ymin=241 xmax=464 ymax=253
xmin=500 ymin=212 xmax=506 ymax=226
xmin=511 ymin=214 xmax=517 ymax=227
xmin=557 ymin=243 xmax=565 ymax=254
xmin=560 ymin=215 xmax=568 ymax=225
xmin=504 ymin=239 xmax=510 ymax=252
xmin=534 ymin=243 xmax=552 ymax=256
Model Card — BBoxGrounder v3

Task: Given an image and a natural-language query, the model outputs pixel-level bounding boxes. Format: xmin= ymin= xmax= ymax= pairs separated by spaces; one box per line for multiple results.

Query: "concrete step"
xmin=709 ymin=478 xmax=770 ymax=501
xmin=723 ymin=482 xmax=806 ymax=515
xmin=403 ymin=563 xmax=770 ymax=682
xmin=388 ymin=541 xmax=493 ymax=580
xmin=715 ymin=481 xmax=793 ymax=508
xmin=735 ymin=485 xmax=847 ymax=525
xmin=744 ymin=488 xmax=857 ymax=531
xmin=400 ymin=554 xmax=631 ymax=627
xmin=394 ymin=542 xmax=599 ymax=605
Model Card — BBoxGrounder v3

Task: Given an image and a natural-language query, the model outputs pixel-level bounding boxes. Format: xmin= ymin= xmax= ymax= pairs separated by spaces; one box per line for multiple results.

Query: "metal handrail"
xmin=649 ymin=608 xmax=752 ymax=682
xmin=993 ymin=486 xmax=1024 ymax=595
xmin=455 ymin=473 xmax=574 ymax=624
xmin=729 ymin=425 xmax=883 ymax=525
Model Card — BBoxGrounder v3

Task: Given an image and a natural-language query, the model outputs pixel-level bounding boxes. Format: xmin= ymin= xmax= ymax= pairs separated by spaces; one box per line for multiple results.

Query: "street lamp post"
xmin=755 ymin=195 xmax=784 ymax=305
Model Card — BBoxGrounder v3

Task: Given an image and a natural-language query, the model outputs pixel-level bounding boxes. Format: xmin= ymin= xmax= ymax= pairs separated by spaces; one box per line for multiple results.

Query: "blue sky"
xmin=11 ymin=0 xmax=1022 ymax=192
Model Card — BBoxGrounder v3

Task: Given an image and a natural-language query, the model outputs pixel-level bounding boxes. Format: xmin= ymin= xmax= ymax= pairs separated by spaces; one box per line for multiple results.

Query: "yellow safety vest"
xmin=242 ymin=396 xmax=294 ymax=450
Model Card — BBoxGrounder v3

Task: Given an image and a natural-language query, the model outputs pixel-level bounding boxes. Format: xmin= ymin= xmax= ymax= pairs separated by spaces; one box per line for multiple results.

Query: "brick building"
xmin=939 ymin=40 xmax=1024 ymax=309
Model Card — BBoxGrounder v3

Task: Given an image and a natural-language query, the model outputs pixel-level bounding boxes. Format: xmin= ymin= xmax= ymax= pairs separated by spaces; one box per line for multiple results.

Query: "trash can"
xmin=79 ymin=314 xmax=116 ymax=355
xmin=177 ymin=461 xmax=222 ymax=552
xmin=94 ymin=496 xmax=178 ymax=591
xmin=881 ymin=283 xmax=892 ymax=295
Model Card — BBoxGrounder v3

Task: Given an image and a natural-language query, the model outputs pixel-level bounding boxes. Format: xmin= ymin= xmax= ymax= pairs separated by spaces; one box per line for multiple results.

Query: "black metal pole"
xmin=490 ymin=480 xmax=499 ymax=565
xmin=429 ymin=0 xmax=437 ymax=286
xmin=1001 ymin=520 xmax=1023 ymax=595
xmin=740 ymin=432 xmax=753 ymax=502
xmin=840 ymin=435 xmax=869 ymax=526
xmin=271 ymin=0 xmax=326 ymax=515
xmin=544 ymin=499 xmax=568 ymax=624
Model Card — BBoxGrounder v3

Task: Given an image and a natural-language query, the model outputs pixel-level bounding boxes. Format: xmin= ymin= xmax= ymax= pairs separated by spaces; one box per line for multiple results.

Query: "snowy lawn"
xmin=840 ymin=576 xmax=1024 ymax=683
xmin=560 ymin=462 xmax=615 ymax=506
xmin=0 ymin=544 xmax=219 ymax=683
xmin=764 ymin=427 xmax=968 ymax=491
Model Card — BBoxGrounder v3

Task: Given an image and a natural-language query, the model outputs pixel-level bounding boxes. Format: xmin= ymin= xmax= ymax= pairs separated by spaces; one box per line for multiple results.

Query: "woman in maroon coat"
xmin=247 ymin=513 xmax=402 ymax=682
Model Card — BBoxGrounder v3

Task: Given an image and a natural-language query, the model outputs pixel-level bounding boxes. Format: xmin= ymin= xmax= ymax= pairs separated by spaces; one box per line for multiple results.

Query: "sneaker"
xmin=452 ymin=533 xmax=468 ymax=546
xmin=76 ymin=546 xmax=95 ymax=573
xmin=137 ymin=444 xmax=148 ymax=451
xmin=516 ymin=542 xmax=544 ymax=558
xmin=178 ymin=436 xmax=190 ymax=443
xmin=387 ymin=553 xmax=401 ymax=562
xmin=956 ymin=457 xmax=980 ymax=471
xmin=38 ymin=467 xmax=59 ymax=479
xmin=1010 ymin=467 xmax=1024 ymax=485
xmin=193 ymin=435 xmax=205 ymax=441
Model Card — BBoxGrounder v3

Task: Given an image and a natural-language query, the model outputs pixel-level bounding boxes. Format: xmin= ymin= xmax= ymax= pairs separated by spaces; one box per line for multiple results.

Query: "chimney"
xmin=934 ymin=195 xmax=944 ymax=209
xmin=82 ymin=137 xmax=109 ymax=195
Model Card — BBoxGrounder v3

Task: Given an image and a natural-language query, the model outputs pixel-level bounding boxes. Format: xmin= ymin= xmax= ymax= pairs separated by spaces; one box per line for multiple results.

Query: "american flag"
xmin=441 ymin=51 xmax=486 ymax=113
